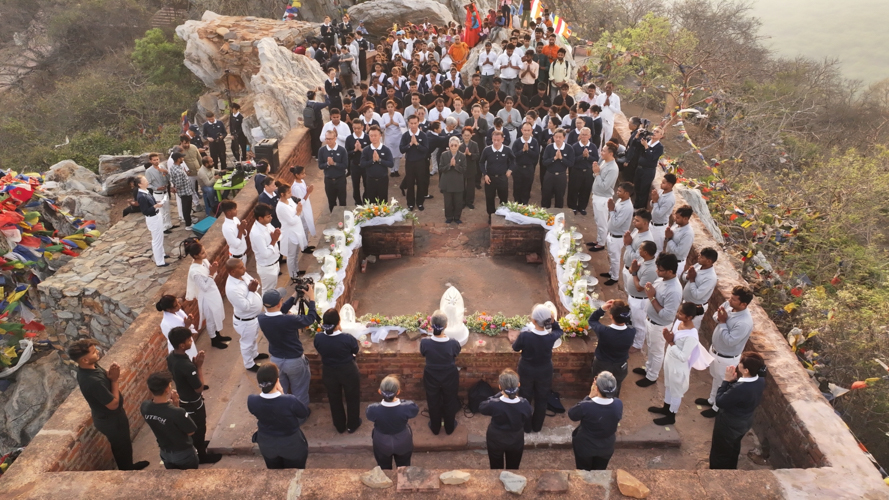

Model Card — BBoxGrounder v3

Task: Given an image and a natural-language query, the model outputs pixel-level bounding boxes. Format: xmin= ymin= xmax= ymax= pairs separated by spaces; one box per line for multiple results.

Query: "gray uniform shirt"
xmin=496 ymin=108 xmax=523 ymax=132
xmin=645 ymin=276 xmax=682 ymax=326
xmin=625 ymin=259 xmax=658 ymax=299
xmin=681 ymin=265 xmax=718 ymax=305
xmin=711 ymin=301 xmax=754 ymax=356
xmin=650 ymin=190 xmax=675 ymax=225
xmin=592 ymin=160 xmax=618 ymax=198
xmin=145 ymin=166 xmax=168 ymax=192
xmin=607 ymin=198 xmax=633 ymax=236
xmin=665 ymin=223 xmax=694 ymax=262
xmin=623 ymin=229 xmax=653 ymax=268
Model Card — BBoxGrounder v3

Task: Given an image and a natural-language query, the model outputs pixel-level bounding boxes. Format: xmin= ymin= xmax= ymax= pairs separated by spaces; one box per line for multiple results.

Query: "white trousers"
xmin=592 ymin=195 xmax=610 ymax=245
xmin=651 ymin=224 xmax=667 ymax=254
xmin=233 ymin=318 xmax=260 ymax=368
xmin=601 ymin=120 xmax=615 ymax=146
xmin=286 ymin=239 xmax=302 ymax=279
xmin=256 ymin=262 xmax=279 ymax=297
xmin=145 ymin=214 xmax=166 ymax=266
xmin=645 ymin=318 xmax=668 ymax=381
xmin=153 ymin=192 xmax=172 ymax=230
xmin=607 ymin=235 xmax=623 ymax=280
xmin=188 ymin=176 xmax=201 ymax=208
xmin=176 ymin=194 xmax=184 ymax=224
xmin=627 ymin=295 xmax=648 ymax=349
xmin=708 ymin=345 xmax=740 ymax=412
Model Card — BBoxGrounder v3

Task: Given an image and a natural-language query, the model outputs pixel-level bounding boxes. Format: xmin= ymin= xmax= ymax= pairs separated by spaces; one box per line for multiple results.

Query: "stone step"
xmin=208 ymin=398 xmax=680 ymax=456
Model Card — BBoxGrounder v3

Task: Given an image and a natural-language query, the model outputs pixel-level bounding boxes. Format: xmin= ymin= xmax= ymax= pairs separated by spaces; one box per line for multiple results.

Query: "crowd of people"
xmin=68 ymin=8 xmax=767 ymax=477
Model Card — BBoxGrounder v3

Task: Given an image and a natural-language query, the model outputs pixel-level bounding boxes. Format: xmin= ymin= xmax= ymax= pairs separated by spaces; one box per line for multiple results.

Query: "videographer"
xmin=632 ymin=126 xmax=664 ymax=209
xmin=620 ymin=117 xmax=647 ymax=183
xmin=257 ymin=285 xmax=319 ymax=415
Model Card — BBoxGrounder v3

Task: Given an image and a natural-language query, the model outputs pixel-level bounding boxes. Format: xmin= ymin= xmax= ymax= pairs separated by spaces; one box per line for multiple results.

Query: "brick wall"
xmin=302 ymin=332 xmax=596 ymax=401
xmin=359 ymin=222 xmax=415 ymax=256
xmin=489 ymin=214 xmax=546 ymax=255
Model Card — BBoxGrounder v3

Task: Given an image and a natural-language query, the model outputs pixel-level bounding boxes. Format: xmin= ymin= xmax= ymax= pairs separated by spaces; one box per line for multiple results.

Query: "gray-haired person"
xmin=587 ymin=300 xmax=636 ymax=397
xmin=247 ymin=363 xmax=310 ymax=469
xmin=439 ymin=136 xmax=467 ymax=224
xmin=568 ymin=371 xmax=623 ymax=470
xmin=479 ymin=369 xmax=533 ymax=469
xmin=366 ymin=375 xmax=419 ymax=469
xmin=420 ymin=310 xmax=462 ymax=435
xmin=511 ymin=303 xmax=563 ymax=433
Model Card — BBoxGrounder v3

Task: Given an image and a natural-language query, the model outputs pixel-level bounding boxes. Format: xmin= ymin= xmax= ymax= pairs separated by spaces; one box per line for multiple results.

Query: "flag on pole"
xmin=180 ymin=111 xmax=189 ymax=133
xmin=551 ymin=14 xmax=568 ymax=36
xmin=530 ymin=0 xmax=544 ymax=19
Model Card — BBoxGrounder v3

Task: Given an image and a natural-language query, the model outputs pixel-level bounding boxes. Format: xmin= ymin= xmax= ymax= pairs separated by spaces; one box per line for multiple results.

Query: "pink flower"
xmin=570 ymin=333 xmax=576 ymax=338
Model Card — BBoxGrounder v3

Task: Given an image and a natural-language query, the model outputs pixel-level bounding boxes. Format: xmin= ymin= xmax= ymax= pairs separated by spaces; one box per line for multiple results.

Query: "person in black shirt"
xmin=258 ymin=176 xmax=281 ymax=228
xmin=366 ymin=375 xmax=420 ymax=469
xmin=345 ymin=119 xmax=371 ymax=207
xmin=360 ymin=126 xmax=394 ymax=203
xmin=313 ymin=308 xmax=362 ymax=433
xmin=166 ymin=327 xmax=222 ymax=464
xmin=552 ymin=83 xmax=575 ymax=115
xmin=141 ymin=371 xmax=199 ymax=469
xmin=257 ymin=287 xmax=318 ymax=416
xmin=529 ymin=82 xmax=552 ymax=115
xmin=341 ymin=99 xmax=360 ymax=130
xmin=464 ymin=73 xmax=486 ymax=108
xmin=318 ymin=130 xmax=349 ymax=212
xmin=487 ymin=77 xmax=507 ymax=115
xmin=633 ymin=126 xmax=665 ymax=209
xmin=588 ymin=300 xmax=636 ymax=397
xmin=511 ymin=122 xmax=540 ymax=205
xmin=399 ymin=116 xmax=431 ymax=211
xmin=202 ymin=111 xmax=228 ymax=170
xmin=229 ymin=103 xmax=248 ymax=162
xmin=68 ymin=339 xmax=149 ymax=471
xmin=569 ymin=127 xmax=599 ymax=215
xmin=248 ymin=363 xmax=311 ymax=469
xmin=569 ymin=372 xmax=623 ymax=470
xmin=254 ymin=162 xmax=268 ymax=196
xmin=419 ymin=310 xmax=462 ymax=435
xmin=709 ymin=352 xmax=767 ymax=469
xmin=479 ymin=369 xmax=532 ymax=469
xmin=541 ymin=128 xmax=575 ymax=209
xmin=621 ymin=116 xmax=646 ymax=182
xmin=479 ymin=130 xmax=515 ymax=220
xmin=512 ymin=304 xmax=563 ymax=433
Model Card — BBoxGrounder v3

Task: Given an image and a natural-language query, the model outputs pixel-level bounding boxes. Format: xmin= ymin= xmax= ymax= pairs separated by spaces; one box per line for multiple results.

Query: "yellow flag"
xmin=784 ymin=303 xmax=798 ymax=313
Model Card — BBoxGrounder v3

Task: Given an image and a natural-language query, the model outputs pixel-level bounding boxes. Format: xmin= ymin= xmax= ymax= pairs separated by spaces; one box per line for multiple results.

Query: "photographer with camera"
xmin=621 ymin=117 xmax=647 ymax=182
xmin=632 ymin=126 xmax=664 ymax=209
xmin=257 ymin=285 xmax=319 ymax=414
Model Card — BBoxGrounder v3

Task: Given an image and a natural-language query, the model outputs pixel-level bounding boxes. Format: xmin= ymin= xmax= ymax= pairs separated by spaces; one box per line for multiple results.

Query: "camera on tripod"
xmin=293 ymin=276 xmax=314 ymax=296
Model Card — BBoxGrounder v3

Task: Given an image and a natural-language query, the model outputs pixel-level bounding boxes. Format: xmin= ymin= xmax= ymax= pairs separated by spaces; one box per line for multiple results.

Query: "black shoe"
xmin=700 ymin=408 xmax=718 ymax=418
xmin=636 ymin=377 xmax=657 ymax=388
xmin=455 ymin=220 xmax=463 ymax=224
xmin=390 ymin=172 xmax=400 ymax=177
xmin=211 ymin=337 xmax=229 ymax=349
xmin=580 ymin=210 xmax=587 ymax=216
xmin=247 ymin=364 xmax=260 ymax=372
xmin=445 ymin=420 xmax=458 ymax=435
xmin=446 ymin=219 xmax=453 ymax=223
xmin=131 ymin=460 xmax=150 ymax=471
xmin=347 ymin=418 xmax=362 ymax=433
xmin=428 ymin=420 xmax=440 ymax=436
xmin=694 ymin=398 xmax=713 ymax=407
xmin=409 ymin=206 xmax=415 ymax=211
xmin=418 ymin=205 xmax=425 ymax=211
xmin=632 ymin=367 xmax=647 ymax=375
xmin=157 ymin=263 xmax=170 ymax=268
xmin=164 ymin=254 xmax=170 ymax=258
xmin=467 ymin=204 xmax=475 ymax=209
xmin=203 ymin=385 xmax=209 ymax=390
xmin=216 ymin=333 xmax=232 ymax=342
xmin=171 ymin=224 xmax=180 ymax=229
xmin=254 ymin=353 xmax=270 ymax=361
xmin=599 ymin=273 xmax=611 ymax=278
xmin=604 ymin=279 xmax=618 ymax=286
xmin=476 ymin=184 xmax=482 ymax=190
xmin=653 ymin=413 xmax=676 ymax=426
xmin=573 ymin=210 xmax=578 ymax=215
xmin=648 ymin=403 xmax=670 ymax=415
xmin=586 ymin=242 xmax=599 ymax=249
xmin=199 ymin=452 xmax=223 ymax=464
xmin=163 ymin=229 xmax=173 ymax=234
xmin=425 ymin=195 xmax=433 ymax=199
xmin=590 ymin=245 xmax=606 ymax=252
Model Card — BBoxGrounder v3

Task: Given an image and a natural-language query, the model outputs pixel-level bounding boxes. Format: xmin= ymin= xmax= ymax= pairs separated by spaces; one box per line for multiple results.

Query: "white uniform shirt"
xmin=320 ymin=121 xmax=351 ymax=149
xmin=222 ymin=217 xmax=248 ymax=256
xmin=225 ymin=273 xmax=263 ymax=320
xmin=249 ymin=222 xmax=280 ymax=267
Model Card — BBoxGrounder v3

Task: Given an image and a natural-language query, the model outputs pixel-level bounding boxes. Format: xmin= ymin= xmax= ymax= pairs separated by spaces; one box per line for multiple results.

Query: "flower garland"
xmin=345 ymin=311 xmax=530 ymax=337
xmin=354 ymin=199 xmax=419 ymax=225
xmin=559 ymin=301 xmax=594 ymax=338
xmin=501 ymin=201 xmax=556 ymax=226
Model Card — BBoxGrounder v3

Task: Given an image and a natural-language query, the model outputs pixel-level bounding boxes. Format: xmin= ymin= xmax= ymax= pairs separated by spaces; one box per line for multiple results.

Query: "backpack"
xmin=302 ymin=105 xmax=316 ymax=129
xmin=467 ymin=379 xmax=497 ymax=414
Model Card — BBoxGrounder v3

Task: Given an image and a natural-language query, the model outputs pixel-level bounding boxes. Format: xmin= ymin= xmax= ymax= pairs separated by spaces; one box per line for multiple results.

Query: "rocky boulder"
xmin=0 ymin=353 xmax=76 ymax=450
xmin=97 ymin=153 xmax=153 ymax=181
xmin=176 ymin=12 xmax=327 ymax=140
xmin=43 ymin=160 xmax=101 ymax=193
xmin=348 ymin=0 xmax=455 ymax=37
xmin=101 ymin=166 xmax=145 ymax=197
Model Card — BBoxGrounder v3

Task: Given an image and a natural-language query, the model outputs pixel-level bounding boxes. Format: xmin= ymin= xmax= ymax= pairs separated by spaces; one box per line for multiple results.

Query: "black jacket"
xmin=637 ymin=141 xmax=664 ymax=170
xmin=203 ymin=120 xmax=227 ymax=141
xmin=360 ymin=145 xmax=395 ymax=179
xmin=345 ymin=133 xmax=371 ymax=167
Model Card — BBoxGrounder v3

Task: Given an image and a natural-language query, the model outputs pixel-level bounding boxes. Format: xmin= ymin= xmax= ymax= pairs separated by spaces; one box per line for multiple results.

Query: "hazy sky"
xmin=748 ymin=0 xmax=889 ymax=85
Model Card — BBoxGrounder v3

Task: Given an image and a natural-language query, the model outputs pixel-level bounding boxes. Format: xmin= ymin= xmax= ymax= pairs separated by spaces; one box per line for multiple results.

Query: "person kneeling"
xmin=366 ymin=375 xmax=419 ymax=469
xmin=479 ymin=369 xmax=532 ymax=470
xmin=247 ymin=363 xmax=310 ymax=469
xmin=569 ymin=372 xmax=623 ymax=470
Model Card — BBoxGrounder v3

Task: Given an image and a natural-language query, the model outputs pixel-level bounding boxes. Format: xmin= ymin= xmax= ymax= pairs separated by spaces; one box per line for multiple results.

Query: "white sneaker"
xmin=185 ymin=226 xmax=193 ymax=231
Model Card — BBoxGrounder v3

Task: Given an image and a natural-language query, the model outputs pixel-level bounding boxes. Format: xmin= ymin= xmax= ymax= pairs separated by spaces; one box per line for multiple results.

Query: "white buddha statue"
xmin=440 ymin=286 xmax=470 ymax=346
xmin=553 ymin=212 xmax=565 ymax=233
xmin=344 ymin=211 xmax=355 ymax=232
xmin=558 ymin=232 xmax=572 ymax=256
xmin=572 ymin=279 xmax=587 ymax=307
xmin=322 ymin=254 xmax=337 ymax=278
xmin=332 ymin=230 xmax=346 ymax=253
xmin=315 ymin=281 xmax=330 ymax=313
xmin=339 ymin=303 xmax=365 ymax=338
xmin=560 ymin=255 xmax=579 ymax=283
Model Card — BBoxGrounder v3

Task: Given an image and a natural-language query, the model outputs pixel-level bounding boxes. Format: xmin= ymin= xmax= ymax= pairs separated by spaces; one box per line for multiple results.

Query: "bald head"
xmin=226 ymin=258 xmax=246 ymax=278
